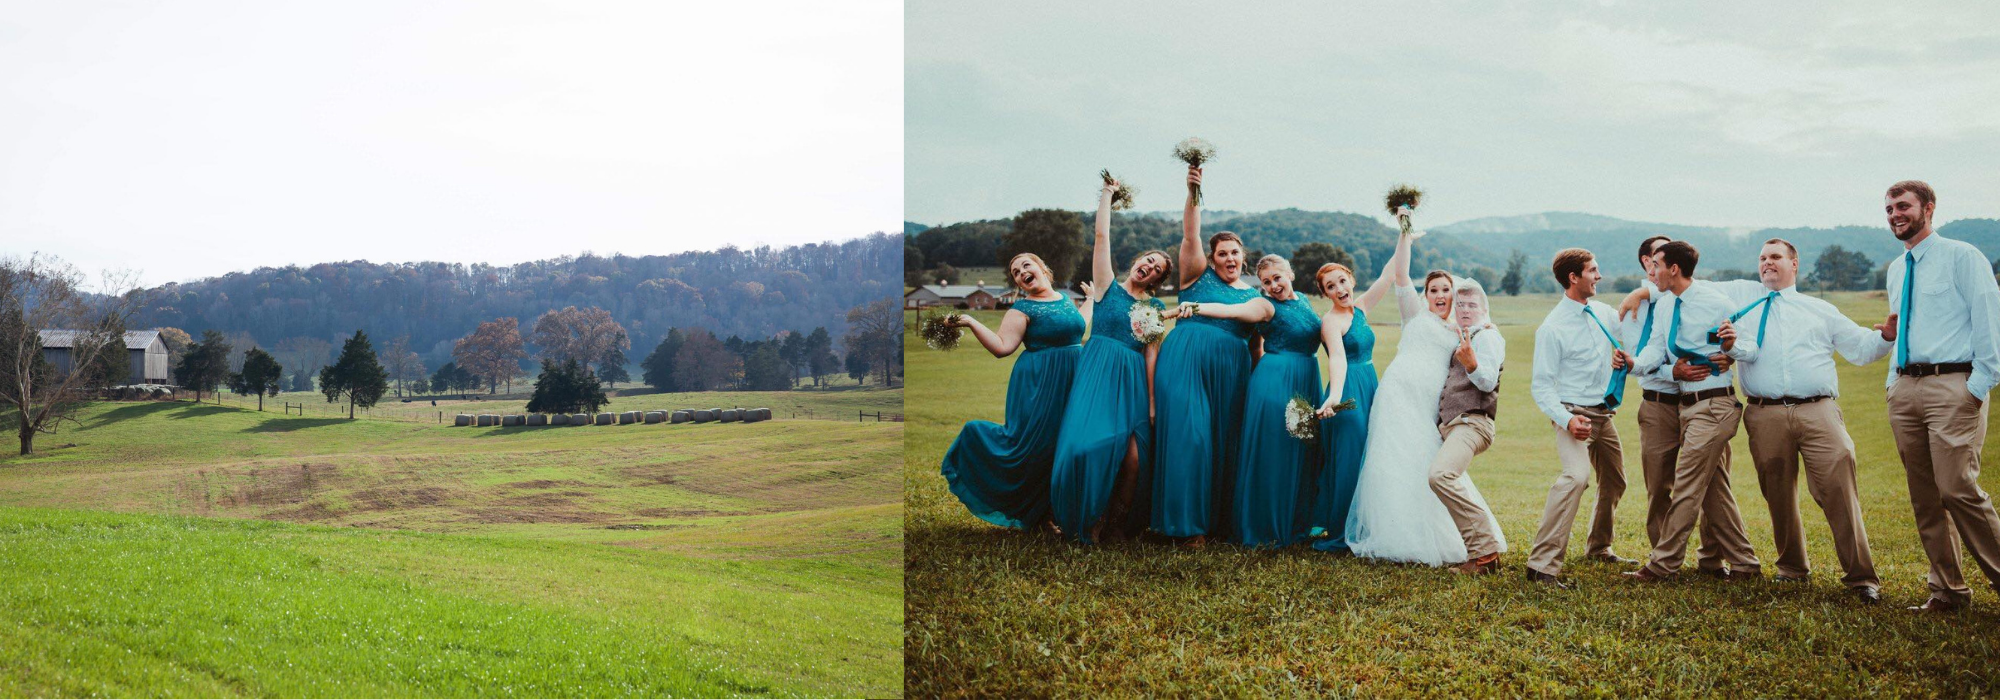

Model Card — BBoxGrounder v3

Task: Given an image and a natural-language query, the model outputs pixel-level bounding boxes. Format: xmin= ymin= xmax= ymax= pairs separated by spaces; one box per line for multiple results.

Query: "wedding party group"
xmin=933 ymin=170 xmax=2000 ymax=613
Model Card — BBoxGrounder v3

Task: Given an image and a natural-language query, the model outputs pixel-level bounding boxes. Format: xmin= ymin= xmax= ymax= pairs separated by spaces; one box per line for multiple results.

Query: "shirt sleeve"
xmin=1396 ymin=283 xmax=1424 ymax=321
xmin=1634 ymin=299 xmax=1669 ymax=376
xmin=1469 ymin=330 xmax=1504 ymax=392
xmin=1531 ymin=323 xmax=1573 ymax=426
xmin=1961 ymin=247 xmax=2000 ymax=398
xmin=1819 ymin=298 xmax=1894 ymax=366
xmin=1713 ymin=279 xmax=1765 ymax=305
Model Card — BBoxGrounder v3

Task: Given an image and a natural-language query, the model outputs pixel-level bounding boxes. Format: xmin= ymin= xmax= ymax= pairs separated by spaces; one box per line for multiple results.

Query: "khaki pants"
xmin=1744 ymin=400 xmax=1878 ymax=588
xmin=1639 ymin=397 xmax=1756 ymax=573
xmin=1527 ymin=404 xmax=1624 ymax=576
xmin=1429 ymin=414 xmax=1499 ymax=559
xmin=1887 ymin=374 xmax=2000 ymax=602
xmin=1645 ymin=395 xmax=1758 ymax=576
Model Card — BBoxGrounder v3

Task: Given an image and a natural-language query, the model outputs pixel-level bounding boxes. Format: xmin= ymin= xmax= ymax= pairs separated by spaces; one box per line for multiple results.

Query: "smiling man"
xmin=1879 ymin=180 xmax=2000 ymax=613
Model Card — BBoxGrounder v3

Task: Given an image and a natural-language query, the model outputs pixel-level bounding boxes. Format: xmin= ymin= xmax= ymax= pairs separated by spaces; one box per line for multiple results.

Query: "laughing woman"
xmin=939 ymin=252 xmax=1087 ymax=532
xmin=1305 ymin=224 xmax=1411 ymax=551
xmin=1151 ymin=166 xmax=1261 ymax=545
xmin=1048 ymin=177 xmax=1174 ymax=543
xmin=1174 ymin=255 xmax=1322 ymax=547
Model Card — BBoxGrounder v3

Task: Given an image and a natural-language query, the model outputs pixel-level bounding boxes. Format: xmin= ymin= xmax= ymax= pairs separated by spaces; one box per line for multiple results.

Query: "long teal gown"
xmin=1151 ymin=268 xmax=1260 ymax=538
xmin=1231 ymin=294 xmax=1326 ymax=547
xmin=1311 ymin=307 xmax=1378 ymax=552
xmin=1049 ymin=283 xmax=1165 ymax=542
xmin=940 ymin=297 xmax=1086 ymax=530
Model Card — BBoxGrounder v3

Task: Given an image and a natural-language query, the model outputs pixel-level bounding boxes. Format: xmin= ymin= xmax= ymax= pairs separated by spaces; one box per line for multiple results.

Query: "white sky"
xmin=1 ymin=1 xmax=903 ymax=286
xmin=907 ymin=0 xmax=2000 ymax=230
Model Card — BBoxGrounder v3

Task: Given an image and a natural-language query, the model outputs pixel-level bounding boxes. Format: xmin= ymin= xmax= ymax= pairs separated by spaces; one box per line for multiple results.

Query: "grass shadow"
xmin=169 ymin=403 xmax=241 ymax=420
xmin=83 ymin=401 xmax=185 ymax=428
xmin=241 ymin=417 xmax=354 ymax=433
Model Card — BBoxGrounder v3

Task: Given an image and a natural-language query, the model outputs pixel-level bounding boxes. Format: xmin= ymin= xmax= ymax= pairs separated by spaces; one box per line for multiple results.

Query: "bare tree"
xmin=454 ymin=317 xmax=527 ymax=394
xmin=0 ymin=254 xmax=144 ymax=455
xmin=530 ymin=306 xmax=629 ymax=371
xmin=843 ymin=299 xmax=900 ymax=386
xmin=382 ymin=335 xmax=425 ymax=397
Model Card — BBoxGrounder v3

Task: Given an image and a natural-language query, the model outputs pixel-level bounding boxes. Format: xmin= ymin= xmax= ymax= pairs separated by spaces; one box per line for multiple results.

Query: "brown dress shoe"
xmin=1526 ymin=569 xmax=1572 ymax=589
xmin=1455 ymin=554 xmax=1501 ymax=575
xmin=1851 ymin=586 xmax=1881 ymax=604
xmin=1721 ymin=569 xmax=1761 ymax=582
xmin=1909 ymin=597 xmax=1963 ymax=613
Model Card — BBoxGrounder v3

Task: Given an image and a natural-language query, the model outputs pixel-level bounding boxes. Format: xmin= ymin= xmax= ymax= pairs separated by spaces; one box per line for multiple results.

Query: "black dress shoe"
xmin=1772 ymin=574 xmax=1810 ymax=583
xmin=1588 ymin=551 xmax=1638 ymax=566
xmin=1526 ymin=569 xmax=1572 ymax=589
xmin=1850 ymin=586 xmax=1881 ymax=604
xmin=1908 ymin=597 xmax=1963 ymax=613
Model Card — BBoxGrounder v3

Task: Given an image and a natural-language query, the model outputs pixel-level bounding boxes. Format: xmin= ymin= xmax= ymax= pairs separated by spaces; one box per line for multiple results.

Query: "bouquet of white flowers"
xmin=1129 ymin=304 xmax=1166 ymax=345
xmin=920 ymin=313 xmax=963 ymax=351
xmin=1385 ymin=184 xmax=1424 ymax=236
xmin=1285 ymin=396 xmax=1319 ymax=442
xmin=1173 ymin=137 xmax=1217 ymax=205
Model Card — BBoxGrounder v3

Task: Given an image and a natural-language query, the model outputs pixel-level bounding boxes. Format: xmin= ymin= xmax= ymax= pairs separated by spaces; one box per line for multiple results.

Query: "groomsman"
xmin=1697 ymin=238 xmax=1894 ymax=602
xmin=1880 ymin=180 xmax=2000 ymax=613
xmin=1525 ymin=248 xmax=1633 ymax=588
xmin=1620 ymin=237 xmax=1759 ymax=579
xmin=1626 ymin=241 xmax=1760 ymax=582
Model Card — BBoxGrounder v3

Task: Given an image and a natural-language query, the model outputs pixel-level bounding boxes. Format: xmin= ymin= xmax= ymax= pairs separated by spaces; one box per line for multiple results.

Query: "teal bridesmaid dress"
xmin=940 ymin=297 xmax=1086 ymax=530
xmin=1150 ymin=268 xmax=1259 ymax=538
xmin=1049 ymin=283 xmax=1165 ymax=542
xmin=1311 ymin=307 xmax=1378 ymax=552
xmin=1231 ymin=294 xmax=1326 ymax=547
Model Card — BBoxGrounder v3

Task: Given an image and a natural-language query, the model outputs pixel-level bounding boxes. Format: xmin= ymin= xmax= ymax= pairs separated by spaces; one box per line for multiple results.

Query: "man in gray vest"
xmin=1430 ymin=278 xmax=1507 ymax=574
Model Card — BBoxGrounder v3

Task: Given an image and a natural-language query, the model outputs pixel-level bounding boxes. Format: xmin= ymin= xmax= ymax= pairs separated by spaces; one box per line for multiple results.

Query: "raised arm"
xmin=1174 ymin=297 xmax=1274 ymax=324
xmin=956 ymin=310 xmax=1032 ymax=359
xmin=1177 ymin=167 xmax=1206 ymax=288
xmin=1318 ymin=311 xmax=1352 ymax=415
xmin=1389 ymin=224 xmax=1415 ymax=288
xmin=1353 ymin=255 xmax=1398 ymax=314
xmin=1091 ymin=182 xmax=1117 ymax=301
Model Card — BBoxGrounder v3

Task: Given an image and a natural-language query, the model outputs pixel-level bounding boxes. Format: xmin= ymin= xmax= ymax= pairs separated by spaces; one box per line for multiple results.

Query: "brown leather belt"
xmin=1746 ymin=395 xmax=1829 ymax=407
xmin=1672 ymin=387 xmax=1734 ymax=405
xmin=1642 ymin=390 xmax=1680 ymax=404
xmin=1898 ymin=362 xmax=1973 ymax=377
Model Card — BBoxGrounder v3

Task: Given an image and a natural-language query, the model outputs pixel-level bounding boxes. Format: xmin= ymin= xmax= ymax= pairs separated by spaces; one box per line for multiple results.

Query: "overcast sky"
xmin=1 ymin=1 xmax=901 ymax=286
xmin=908 ymin=1 xmax=2000 ymax=232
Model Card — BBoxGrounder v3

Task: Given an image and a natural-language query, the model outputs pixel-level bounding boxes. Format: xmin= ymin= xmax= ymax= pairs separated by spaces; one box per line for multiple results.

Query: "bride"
xmin=1342 ymin=215 xmax=1507 ymax=566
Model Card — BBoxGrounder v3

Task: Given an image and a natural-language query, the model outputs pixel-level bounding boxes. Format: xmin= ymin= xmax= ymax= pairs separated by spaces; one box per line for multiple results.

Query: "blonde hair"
xmin=1007 ymin=252 xmax=1053 ymax=286
xmin=1255 ymin=254 xmax=1293 ymax=279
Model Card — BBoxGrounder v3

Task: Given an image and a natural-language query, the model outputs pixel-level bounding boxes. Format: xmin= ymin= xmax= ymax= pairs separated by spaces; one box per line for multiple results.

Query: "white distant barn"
xmin=38 ymin=330 xmax=171 ymax=385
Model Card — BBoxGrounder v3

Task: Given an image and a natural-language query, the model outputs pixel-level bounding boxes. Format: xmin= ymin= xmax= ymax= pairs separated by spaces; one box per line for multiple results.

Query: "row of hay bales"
xmin=454 ymin=407 xmax=774 ymax=427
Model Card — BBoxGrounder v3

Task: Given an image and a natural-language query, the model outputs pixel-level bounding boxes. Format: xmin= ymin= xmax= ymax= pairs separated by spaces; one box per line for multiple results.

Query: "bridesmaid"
xmin=1307 ymin=223 xmax=1413 ymax=552
xmin=1151 ymin=165 xmax=1261 ymax=546
xmin=938 ymin=252 xmax=1087 ymax=532
xmin=1174 ymin=255 xmax=1322 ymax=547
xmin=1049 ymin=176 xmax=1173 ymax=543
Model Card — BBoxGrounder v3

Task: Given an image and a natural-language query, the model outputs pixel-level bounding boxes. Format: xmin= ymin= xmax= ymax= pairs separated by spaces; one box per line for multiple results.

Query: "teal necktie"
xmin=1665 ymin=296 xmax=1720 ymax=372
xmin=1718 ymin=291 xmax=1778 ymax=347
xmin=1896 ymin=251 xmax=1914 ymax=368
xmin=1582 ymin=305 xmax=1624 ymax=408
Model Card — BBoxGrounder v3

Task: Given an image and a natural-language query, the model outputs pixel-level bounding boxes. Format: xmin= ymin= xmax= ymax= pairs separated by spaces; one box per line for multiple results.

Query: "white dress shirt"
xmin=1708 ymin=280 xmax=1893 ymax=399
xmin=1621 ymin=279 xmax=1681 ymax=394
xmin=1633 ymin=281 xmax=1758 ymax=394
xmin=1532 ymin=296 xmax=1620 ymax=426
xmin=1883 ymin=233 xmax=2000 ymax=398
xmin=1464 ymin=325 xmax=1505 ymax=393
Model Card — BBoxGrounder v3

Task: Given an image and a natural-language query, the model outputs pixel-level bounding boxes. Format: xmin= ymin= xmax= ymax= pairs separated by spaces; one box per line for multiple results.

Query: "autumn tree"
xmin=0 ymin=254 xmax=144 ymax=454
xmin=454 ymin=317 xmax=527 ymax=393
xmin=673 ymin=328 xmax=742 ymax=391
xmin=382 ymin=335 xmax=425 ymax=397
xmin=531 ymin=306 xmax=629 ymax=372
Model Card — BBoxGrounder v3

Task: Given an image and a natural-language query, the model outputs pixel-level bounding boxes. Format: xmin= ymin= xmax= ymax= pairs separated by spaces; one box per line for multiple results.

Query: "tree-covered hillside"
xmin=133 ymin=234 xmax=901 ymax=368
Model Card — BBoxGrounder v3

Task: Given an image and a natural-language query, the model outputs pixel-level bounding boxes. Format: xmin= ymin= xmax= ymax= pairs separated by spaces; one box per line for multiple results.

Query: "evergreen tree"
xmin=597 ymin=346 xmax=630 ymax=388
xmin=805 ymin=327 xmax=838 ymax=387
xmin=780 ymin=332 xmax=807 ymax=387
xmin=175 ymin=330 xmax=233 ymax=403
xmin=743 ymin=344 xmax=791 ymax=391
xmin=319 ymin=330 xmax=389 ymax=419
xmin=228 ymin=347 xmax=284 ymax=411
xmin=641 ymin=327 xmax=686 ymax=392
xmin=1501 ymin=250 xmax=1527 ymax=296
xmin=525 ymin=359 xmax=608 ymax=414
xmin=845 ymin=351 xmax=870 ymax=384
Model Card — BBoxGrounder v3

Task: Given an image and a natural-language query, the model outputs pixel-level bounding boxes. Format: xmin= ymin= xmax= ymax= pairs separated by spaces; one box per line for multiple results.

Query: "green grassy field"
xmin=906 ymin=291 xmax=2000 ymax=697
xmin=212 ymin=379 xmax=901 ymax=424
xmin=2 ymin=386 xmax=903 ymax=697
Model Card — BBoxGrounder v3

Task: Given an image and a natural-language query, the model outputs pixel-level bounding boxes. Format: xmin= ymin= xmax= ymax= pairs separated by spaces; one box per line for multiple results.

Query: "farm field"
xmin=906 ymin=291 xmax=2000 ymax=697
xmin=0 ymin=386 xmax=903 ymax=697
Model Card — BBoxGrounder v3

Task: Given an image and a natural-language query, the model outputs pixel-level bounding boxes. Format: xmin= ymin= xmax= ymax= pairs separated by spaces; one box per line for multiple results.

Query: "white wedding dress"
xmin=1343 ymin=285 xmax=1508 ymax=565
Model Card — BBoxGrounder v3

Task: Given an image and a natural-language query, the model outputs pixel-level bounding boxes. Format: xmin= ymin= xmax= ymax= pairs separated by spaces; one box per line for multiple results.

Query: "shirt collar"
xmin=1774 ymin=284 xmax=1797 ymax=297
xmin=1556 ymin=295 xmax=1585 ymax=316
xmin=1908 ymin=232 xmax=1943 ymax=262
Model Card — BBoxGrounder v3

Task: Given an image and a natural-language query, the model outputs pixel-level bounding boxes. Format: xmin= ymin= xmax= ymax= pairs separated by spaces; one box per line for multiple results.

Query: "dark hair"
xmin=1129 ymin=249 xmax=1173 ymax=295
xmin=1208 ymin=232 xmax=1244 ymax=257
xmin=1763 ymin=238 xmax=1797 ymax=259
xmin=1638 ymin=235 xmax=1672 ymax=263
xmin=1658 ymin=240 xmax=1699 ymax=278
xmin=1551 ymin=248 xmax=1594 ymax=289
xmin=1422 ymin=270 xmax=1453 ymax=290
xmin=1888 ymin=180 xmax=1936 ymax=208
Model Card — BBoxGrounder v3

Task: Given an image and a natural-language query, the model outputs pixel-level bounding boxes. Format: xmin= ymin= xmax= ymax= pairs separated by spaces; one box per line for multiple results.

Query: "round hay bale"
xmin=526 ymin=414 xmax=548 ymax=426
xmin=760 ymin=408 xmax=773 ymax=421
xmin=670 ymin=410 xmax=692 ymax=424
xmin=501 ymin=415 xmax=523 ymax=427
xmin=595 ymin=413 xmax=615 ymax=426
xmin=550 ymin=414 xmax=569 ymax=426
xmin=719 ymin=409 xmax=740 ymax=422
xmin=643 ymin=411 xmax=664 ymax=424
xmin=693 ymin=410 xmax=715 ymax=423
xmin=455 ymin=414 xmax=473 ymax=426
xmin=476 ymin=414 xmax=498 ymax=427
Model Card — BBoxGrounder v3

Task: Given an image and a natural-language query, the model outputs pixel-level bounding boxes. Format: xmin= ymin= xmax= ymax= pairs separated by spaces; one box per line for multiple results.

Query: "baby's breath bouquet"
xmin=919 ymin=312 xmax=963 ymax=351
xmin=1101 ymin=169 xmax=1137 ymax=211
xmin=1385 ymin=184 xmax=1425 ymax=236
xmin=1172 ymin=137 xmax=1217 ymax=205
xmin=1285 ymin=396 xmax=1320 ymax=442
xmin=1129 ymin=304 xmax=1166 ymax=345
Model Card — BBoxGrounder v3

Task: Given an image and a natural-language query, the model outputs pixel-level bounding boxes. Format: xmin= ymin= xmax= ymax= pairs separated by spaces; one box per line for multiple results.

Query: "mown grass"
xmin=244 ymin=382 xmax=901 ymax=424
xmin=906 ymin=292 xmax=2000 ymax=697
xmin=3 ymin=387 xmax=904 ymax=697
